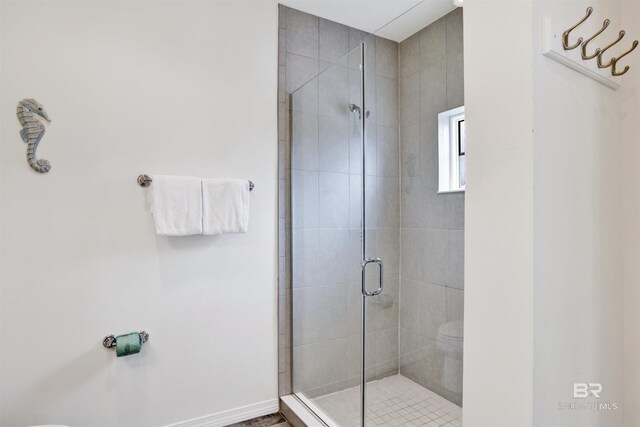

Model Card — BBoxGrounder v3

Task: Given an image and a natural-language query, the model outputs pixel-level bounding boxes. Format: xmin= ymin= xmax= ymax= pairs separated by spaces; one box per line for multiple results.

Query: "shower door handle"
xmin=361 ymin=258 xmax=383 ymax=297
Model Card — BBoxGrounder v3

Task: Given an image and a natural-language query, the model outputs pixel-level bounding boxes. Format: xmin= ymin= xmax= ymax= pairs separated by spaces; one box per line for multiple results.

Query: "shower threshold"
xmin=304 ymin=375 xmax=462 ymax=427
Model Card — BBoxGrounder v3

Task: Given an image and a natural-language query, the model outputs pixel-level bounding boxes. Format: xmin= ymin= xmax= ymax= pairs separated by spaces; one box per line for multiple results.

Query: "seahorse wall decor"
xmin=17 ymin=98 xmax=51 ymax=173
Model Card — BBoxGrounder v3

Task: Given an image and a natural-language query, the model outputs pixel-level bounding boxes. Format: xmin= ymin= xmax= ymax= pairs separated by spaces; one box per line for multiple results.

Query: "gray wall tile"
xmin=378 ymin=228 xmax=399 ymax=281
xmin=278 ymin=4 xmax=286 ymax=29
xmin=399 ymin=279 xmax=421 ymax=330
xmin=279 ymin=30 xmax=286 ymax=66
xmin=421 ymin=228 xmax=449 ymax=286
xmin=419 ymin=16 xmax=446 ymax=70
xmin=400 ymin=72 xmax=420 ymax=128
xmin=376 ymin=76 xmax=398 ymax=128
xmin=290 ymin=77 xmax=318 ymax=116
xmin=319 ymin=114 xmax=349 ymax=173
xmin=286 ymin=53 xmax=319 ymax=95
xmin=376 ymin=327 xmax=399 ymax=363
xmin=377 ymin=177 xmax=399 ymax=228
xmin=319 ymin=64 xmax=349 ymax=118
xmin=401 ymin=122 xmax=420 ymax=179
xmin=446 ymin=286 xmax=464 ymax=326
xmin=375 ymin=279 xmax=399 ymax=330
xmin=349 ymin=117 xmax=363 ymax=174
xmin=292 ymin=285 xmax=348 ymax=345
xmin=400 ymin=10 xmax=464 ymax=388
xmin=364 ymin=175 xmax=379 ymax=229
xmin=399 ymin=32 xmax=419 ymax=78
xmin=349 ymin=175 xmax=362 ymax=229
xmin=291 ymin=169 xmax=318 ymax=229
xmin=445 ymin=193 xmax=465 ymax=230
xmin=292 ymin=228 xmax=318 ymax=287
xmin=401 ymin=228 xmax=420 ymax=281
xmin=446 ymin=8 xmax=464 ymax=58
xmin=293 ymin=338 xmax=348 ymax=392
xmin=420 ymin=283 xmax=447 ymax=339
xmin=447 ymin=52 xmax=465 ymax=109
xmin=402 ymin=174 xmax=421 ymax=229
xmin=375 ymin=36 xmax=398 ymax=79
xmin=318 ymin=229 xmax=355 ymax=285
xmin=318 ymin=172 xmax=350 ymax=228
xmin=319 ymin=19 xmax=350 ymax=65
xmin=419 ymin=61 xmax=446 ymax=123
xmin=286 ymin=8 xmax=318 ymax=58
xmin=347 ymin=333 xmax=376 ymax=382
xmin=447 ymin=230 xmax=464 ymax=289
xmin=377 ymin=126 xmax=399 ymax=178
xmin=291 ymin=112 xmax=318 ymax=171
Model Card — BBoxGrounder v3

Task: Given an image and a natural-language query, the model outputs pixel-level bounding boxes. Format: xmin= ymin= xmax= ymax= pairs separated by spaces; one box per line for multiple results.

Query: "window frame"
xmin=437 ymin=106 xmax=466 ymax=193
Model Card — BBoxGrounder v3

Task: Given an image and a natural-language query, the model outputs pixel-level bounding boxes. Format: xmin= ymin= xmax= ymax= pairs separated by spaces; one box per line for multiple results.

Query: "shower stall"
xmin=280 ymin=4 xmax=464 ymax=425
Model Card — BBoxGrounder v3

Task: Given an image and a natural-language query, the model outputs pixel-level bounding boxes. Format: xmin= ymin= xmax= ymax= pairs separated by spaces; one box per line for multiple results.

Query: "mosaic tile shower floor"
xmin=312 ymin=375 xmax=462 ymax=427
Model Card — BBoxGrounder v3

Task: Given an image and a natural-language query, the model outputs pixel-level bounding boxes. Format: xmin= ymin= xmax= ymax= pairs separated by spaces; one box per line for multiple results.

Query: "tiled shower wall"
xmin=277 ymin=5 xmax=400 ymax=398
xmin=278 ymin=5 xmax=464 ymax=406
xmin=397 ymin=9 xmax=465 ymax=406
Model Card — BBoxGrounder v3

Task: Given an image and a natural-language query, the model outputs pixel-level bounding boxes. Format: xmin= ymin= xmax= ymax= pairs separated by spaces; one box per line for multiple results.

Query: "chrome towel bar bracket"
xmin=137 ymin=174 xmax=254 ymax=191
xmin=103 ymin=331 xmax=149 ymax=349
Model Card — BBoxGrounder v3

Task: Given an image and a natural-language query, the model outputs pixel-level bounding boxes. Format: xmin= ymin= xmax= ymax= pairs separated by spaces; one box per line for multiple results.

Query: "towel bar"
xmin=137 ymin=174 xmax=254 ymax=191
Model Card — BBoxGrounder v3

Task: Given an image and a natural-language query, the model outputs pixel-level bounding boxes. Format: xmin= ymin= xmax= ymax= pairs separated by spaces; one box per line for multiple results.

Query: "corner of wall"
xmin=462 ymin=1 xmax=535 ymax=425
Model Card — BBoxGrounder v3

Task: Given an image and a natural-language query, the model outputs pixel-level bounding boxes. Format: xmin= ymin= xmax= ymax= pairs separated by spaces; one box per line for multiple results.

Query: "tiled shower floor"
xmin=312 ymin=375 xmax=462 ymax=427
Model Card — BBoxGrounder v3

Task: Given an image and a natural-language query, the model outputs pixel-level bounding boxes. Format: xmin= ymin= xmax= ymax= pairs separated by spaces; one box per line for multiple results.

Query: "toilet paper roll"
xmin=115 ymin=332 xmax=142 ymax=357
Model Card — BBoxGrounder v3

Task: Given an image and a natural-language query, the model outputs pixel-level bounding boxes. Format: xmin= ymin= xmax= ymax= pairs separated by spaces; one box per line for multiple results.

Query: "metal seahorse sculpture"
xmin=17 ymin=98 xmax=51 ymax=173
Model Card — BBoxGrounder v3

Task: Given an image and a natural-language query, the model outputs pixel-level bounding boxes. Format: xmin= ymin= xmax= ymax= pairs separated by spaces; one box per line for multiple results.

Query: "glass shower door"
xmin=290 ymin=43 xmax=366 ymax=426
xmin=291 ymin=36 xmax=395 ymax=426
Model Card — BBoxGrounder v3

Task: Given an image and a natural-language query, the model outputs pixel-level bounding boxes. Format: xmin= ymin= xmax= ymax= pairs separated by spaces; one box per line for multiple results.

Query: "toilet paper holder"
xmin=103 ymin=331 xmax=149 ymax=349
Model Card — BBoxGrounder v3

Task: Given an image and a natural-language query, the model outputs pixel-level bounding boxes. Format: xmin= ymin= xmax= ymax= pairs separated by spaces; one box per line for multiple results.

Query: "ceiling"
xmin=278 ymin=0 xmax=457 ymax=42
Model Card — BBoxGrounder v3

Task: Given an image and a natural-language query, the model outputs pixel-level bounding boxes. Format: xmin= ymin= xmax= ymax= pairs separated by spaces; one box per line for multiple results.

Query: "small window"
xmin=438 ymin=106 xmax=465 ymax=193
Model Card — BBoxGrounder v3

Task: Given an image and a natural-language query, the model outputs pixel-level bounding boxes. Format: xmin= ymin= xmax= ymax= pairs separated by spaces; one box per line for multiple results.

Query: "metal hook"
xmin=581 ymin=19 xmax=610 ymax=60
xmin=563 ymin=7 xmax=593 ymax=50
xmin=597 ymin=30 xmax=626 ymax=68
xmin=612 ymin=40 xmax=639 ymax=76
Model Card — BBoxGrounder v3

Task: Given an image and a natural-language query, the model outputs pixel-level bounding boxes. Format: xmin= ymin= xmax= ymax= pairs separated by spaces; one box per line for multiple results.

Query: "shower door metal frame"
xmin=359 ymin=41 xmax=383 ymax=427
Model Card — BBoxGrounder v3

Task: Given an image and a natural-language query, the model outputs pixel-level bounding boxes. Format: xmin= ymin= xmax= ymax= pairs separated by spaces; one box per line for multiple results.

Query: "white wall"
xmin=0 ymin=1 xmax=279 ymax=426
xmin=533 ymin=1 xmax=628 ymax=425
xmin=462 ymin=1 xmax=535 ymax=425
xmin=465 ymin=0 xmax=635 ymax=426
xmin=622 ymin=2 xmax=640 ymax=426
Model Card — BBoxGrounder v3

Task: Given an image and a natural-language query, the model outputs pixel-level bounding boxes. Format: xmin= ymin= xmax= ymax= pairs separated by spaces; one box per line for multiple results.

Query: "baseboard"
xmin=166 ymin=399 xmax=280 ymax=427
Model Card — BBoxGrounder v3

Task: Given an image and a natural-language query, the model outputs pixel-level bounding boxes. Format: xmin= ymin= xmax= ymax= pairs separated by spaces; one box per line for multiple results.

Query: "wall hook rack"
xmin=562 ymin=7 xmax=593 ymax=50
xmin=543 ymin=6 xmax=638 ymax=90
xmin=612 ymin=40 xmax=639 ymax=76
xmin=581 ymin=19 xmax=609 ymax=60
xmin=597 ymin=30 xmax=626 ymax=69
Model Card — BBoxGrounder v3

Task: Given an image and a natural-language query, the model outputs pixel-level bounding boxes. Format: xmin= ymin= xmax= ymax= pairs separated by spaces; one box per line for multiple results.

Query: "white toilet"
xmin=437 ymin=320 xmax=463 ymax=395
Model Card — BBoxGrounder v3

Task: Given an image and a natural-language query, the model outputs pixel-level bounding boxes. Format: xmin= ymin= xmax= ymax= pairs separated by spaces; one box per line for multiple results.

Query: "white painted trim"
xmin=541 ymin=17 xmax=620 ymax=90
xmin=437 ymin=190 xmax=465 ymax=194
xmin=164 ymin=399 xmax=279 ymax=427
xmin=281 ymin=395 xmax=328 ymax=427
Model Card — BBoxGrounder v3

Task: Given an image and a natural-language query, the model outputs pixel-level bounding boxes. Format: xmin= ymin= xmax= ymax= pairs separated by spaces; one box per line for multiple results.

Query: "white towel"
xmin=150 ymin=175 xmax=203 ymax=236
xmin=202 ymin=178 xmax=250 ymax=235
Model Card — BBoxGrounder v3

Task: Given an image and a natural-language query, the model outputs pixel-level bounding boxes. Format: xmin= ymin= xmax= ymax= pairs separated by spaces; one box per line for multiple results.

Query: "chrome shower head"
xmin=350 ymin=104 xmax=362 ymax=119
